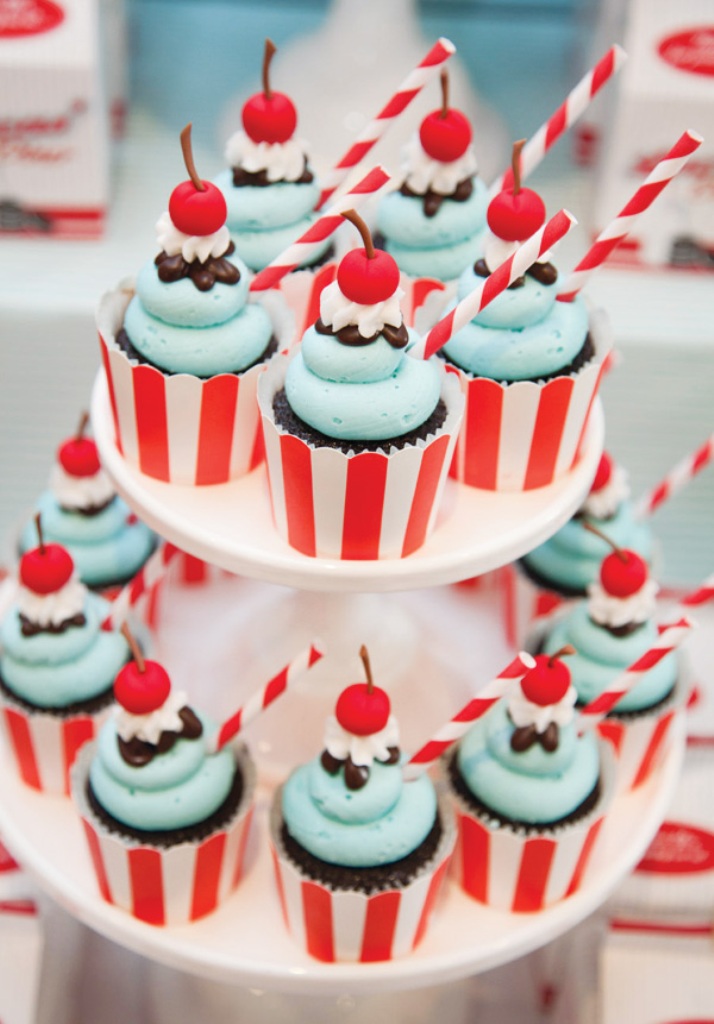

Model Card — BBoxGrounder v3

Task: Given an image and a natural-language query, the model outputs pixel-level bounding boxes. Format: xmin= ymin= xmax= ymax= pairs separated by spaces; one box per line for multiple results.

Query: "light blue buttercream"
xmin=89 ymin=714 xmax=235 ymax=832
xmin=0 ymin=593 xmax=129 ymax=708
xmin=135 ymin=255 xmax=249 ymax=328
xmin=282 ymin=756 xmax=437 ymax=868
xmin=457 ymin=700 xmax=600 ymax=824
xmin=522 ymin=503 xmax=654 ymax=595
xmin=20 ymin=492 xmax=156 ymax=589
xmin=543 ymin=603 xmax=678 ymax=712
xmin=285 ymin=327 xmax=442 ymax=442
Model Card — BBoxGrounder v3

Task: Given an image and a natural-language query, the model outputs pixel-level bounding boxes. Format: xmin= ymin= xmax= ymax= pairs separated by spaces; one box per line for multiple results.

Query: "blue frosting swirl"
xmin=20 ymin=492 xmax=156 ymax=589
xmin=543 ymin=603 xmax=678 ymax=712
xmin=0 ymin=592 xmax=129 ymax=708
xmin=285 ymin=327 xmax=442 ymax=442
xmin=456 ymin=700 xmax=600 ymax=824
xmin=89 ymin=713 xmax=235 ymax=832
xmin=282 ymin=756 xmax=437 ymax=868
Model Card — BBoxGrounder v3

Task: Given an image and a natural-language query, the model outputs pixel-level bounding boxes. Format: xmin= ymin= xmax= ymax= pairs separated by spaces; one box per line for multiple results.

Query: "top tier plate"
xmin=91 ymin=371 xmax=604 ymax=593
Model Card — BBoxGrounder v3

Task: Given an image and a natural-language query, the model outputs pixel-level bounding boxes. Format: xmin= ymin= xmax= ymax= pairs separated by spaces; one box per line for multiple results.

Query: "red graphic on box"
xmin=0 ymin=0 xmax=64 ymax=37
xmin=658 ymin=27 xmax=714 ymax=78
xmin=636 ymin=821 xmax=714 ymax=875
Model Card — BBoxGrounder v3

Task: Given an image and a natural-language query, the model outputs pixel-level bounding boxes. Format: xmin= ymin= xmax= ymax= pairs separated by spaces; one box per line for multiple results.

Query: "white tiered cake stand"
xmin=0 ymin=377 xmax=685 ymax=996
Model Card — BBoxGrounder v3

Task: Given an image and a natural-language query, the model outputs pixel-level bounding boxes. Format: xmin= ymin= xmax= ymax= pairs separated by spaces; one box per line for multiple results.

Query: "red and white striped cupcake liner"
xmin=450 ymin=741 xmax=615 ymax=912
xmin=448 ymin=308 xmax=613 ymax=492
xmin=501 ymin=563 xmax=569 ymax=648
xmin=72 ymin=743 xmax=256 ymax=926
xmin=97 ymin=283 xmax=293 ymax=486
xmin=258 ymin=356 xmax=464 ymax=560
xmin=0 ymin=693 xmax=109 ymax=796
xmin=269 ymin=792 xmax=455 ymax=962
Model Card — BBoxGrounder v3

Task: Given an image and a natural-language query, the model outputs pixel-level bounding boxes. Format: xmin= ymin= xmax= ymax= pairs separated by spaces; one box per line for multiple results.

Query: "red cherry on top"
xmin=419 ymin=69 xmax=472 ymax=163
xmin=242 ymin=38 xmax=297 ymax=145
xmin=591 ymin=452 xmax=614 ymax=493
xmin=487 ymin=138 xmax=545 ymax=242
xmin=168 ymin=123 xmax=227 ymax=237
xmin=338 ymin=208 xmax=400 ymax=305
xmin=114 ymin=658 xmax=172 ymax=716
xmin=521 ymin=654 xmax=572 ymax=707
xmin=600 ymin=548 xmax=648 ymax=598
xmin=336 ymin=682 xmax=391 ymax=736
xmin=20 ymin=542 xmax=74 ymax=595
xmin=58 ymin=436 xmax=101 ymax=478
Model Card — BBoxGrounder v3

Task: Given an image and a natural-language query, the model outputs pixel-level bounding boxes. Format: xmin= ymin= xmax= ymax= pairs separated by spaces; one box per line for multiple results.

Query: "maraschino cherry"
xmin=590 ymin=451 xmax=614 ymax=493
xmin=168 ymin=123 xmax=227 ymax=237
xmin=419 ymin=71 xmax=472 ymax=163
xmin=19 ymin=515 xmax=74 ymax=595
xmin=337 ymin=209 xmax=400 ymax=305
xmin=114 ymin=623 xmax=171 ymax=715
xmin=335 ymin=645 xmax=391 ymax=736
xmin=487 ymin=140 xmax=545 ymax=242
xmin=57 ymin=411 xmax=101 ymax=478
xmin=242 ymin=38 xmax=297 ymax=145
xmin=584 ymin=522 xmax=648 ymax=597
xmin=520 ymin=646 xmax=575 ymax=706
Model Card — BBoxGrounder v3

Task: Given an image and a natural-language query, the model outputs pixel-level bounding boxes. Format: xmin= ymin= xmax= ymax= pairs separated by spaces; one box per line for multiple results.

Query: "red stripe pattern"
xmin=635 ymin=434 xmax=714 ymax=520
xmin=596 ymin=704 xmax=680 ymax=792
xmin=1 ymin=703 xmax=101 ymax=794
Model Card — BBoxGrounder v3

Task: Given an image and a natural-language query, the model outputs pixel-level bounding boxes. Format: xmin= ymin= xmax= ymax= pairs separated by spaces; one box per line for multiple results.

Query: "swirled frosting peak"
xmin=156 ymin=210 xmax=232 ymax=264
xmin=320 ymin=279 xmax=404 ymax=339
xmin=402 ymin=133 xmax=478 ymax=196
xmin=225 ymin=129 xmax=309 ymax=183
xmin=587 ymin=577 xmax=659 ymax=628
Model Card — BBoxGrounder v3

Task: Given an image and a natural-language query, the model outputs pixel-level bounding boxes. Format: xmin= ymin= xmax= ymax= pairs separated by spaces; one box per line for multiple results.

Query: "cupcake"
xmin=214 ymin=39 xmax=331 ymax=273
xmin=538 ymin=539 xmax=683 ymax=789
xmin=270 ymin=647 xmax=455 ymax=962
xmin=376 ymin=71 xmax=488 ymax=282
xmin=448 ymin=649 xmax=612 ymax=911
xmin=19 ymin=414 xmax=156 ymax=593
xmin=98 ymin=124 xmax=289 ymax=485
xmin=440 ymin=142 xmax=611 ymax=491
xmin=72 ymin=638 xmax=255 ymax=926
xmin=0 ymin=520 xmax=130 ymax=794
xmin=258 ymin=210 xmax=464 ymax=559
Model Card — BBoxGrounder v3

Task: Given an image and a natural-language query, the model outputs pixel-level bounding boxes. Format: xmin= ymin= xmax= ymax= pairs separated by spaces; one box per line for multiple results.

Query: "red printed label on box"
xmin=0 ymin=0 xmax=64 ymax=37
xmin=658 ymin=27 xmax=714 ymax=77
xmin=636 ymin=821 xmax=714 ymax=875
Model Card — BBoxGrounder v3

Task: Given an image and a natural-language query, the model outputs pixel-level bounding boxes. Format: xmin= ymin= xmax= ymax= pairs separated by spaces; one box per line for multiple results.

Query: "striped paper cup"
xmin=448 ymin=307 xmax=614 ymax=491
xmin=449 ymin=740 xmax=615 ymax=912
xmin=97 ymin=282 xmax=294 ymax=486
xmin=501 ymin=562 xmax=569 ymax=649
xmin=72 ymin=742 xmax=256 ymax=926
xmin=0 ymin=689 xmax=111 ymax=796
xmin=258 ymin=356 xmax=464 ymax=560
xmin=269 ymin=789 xmax=455 ymax=962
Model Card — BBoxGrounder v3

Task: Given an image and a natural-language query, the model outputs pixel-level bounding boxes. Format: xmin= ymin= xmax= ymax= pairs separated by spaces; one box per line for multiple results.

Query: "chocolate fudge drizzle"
xmin=399 ymin=177 xmax=473 ymax=218
xmin=510 ymin=721 xmax=559 ymax=753
xmin=118 ymin=706 xmax=203 ymax=767
xmin=320 ymin=745 xmax=400 ymax=790
xmin=231 ymin=160 xmax=314 ymax=188
xmin=155 ymin=240 xmax=241 ymax=292
xmin=19 ymin=611 xmax=86 ymax=638
xmin=473 ymin=257 xmax=558 ymax=290
xmin=315 ymin=317 xmax=409 ymax=350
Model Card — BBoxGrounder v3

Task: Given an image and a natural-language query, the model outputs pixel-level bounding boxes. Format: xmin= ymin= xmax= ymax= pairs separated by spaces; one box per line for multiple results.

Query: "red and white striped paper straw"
xmin=101 ymin=539 xmax=179 ymax=630
xmin=210 ymin=641 xmax=324 ymax=752
xmin=414 ymin=209 xmax=576 ymax=360
xmin=489 ymin=45 xmax=626 ymax=198
xmin=577 ymin=618 xmax=693 ymax=733
xmin=316 ymin=37 xmax=455 ymax=210
xmin=403 ymin=652 xmax=535 ymax=780
xmin=249 ymin=166 xmax=390 ymax=293
xmin=634 ymin=432 xmax=714 ymax=520
xmin=681 ymin=573 xmax=714 ymax=607
xmin=557 ymin=130 xmax=703 ymax=302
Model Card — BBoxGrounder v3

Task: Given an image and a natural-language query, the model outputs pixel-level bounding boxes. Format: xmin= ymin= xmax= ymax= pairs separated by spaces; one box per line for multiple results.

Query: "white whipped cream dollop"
xmin=508 ymin=684 xmax=577 ymax=734
xmin=224 ymin=130 xmax=308 ymax=183
xmin=582 ymin=465 xmax=630 ymax=520
xmin=115 ymin=688 xmax=190 ymax=746
xmin=587 ymin=578 xmax=659 ymax=628
xmin=156 ymin=211 xmax=231 ymax=265
xmin=483 ymin=231 xmax=551 ymax=274
xmin=50 ymin=463 xmax=115 ymax=512
xmin=323 ymin=713 xmax=400 ymax=768
xmin=320 ymin=279 xmax=404 ymax=339
xmin=16 ymin=575 xmax=86 ymax=627
xmin=402 ymin=134 xmax=478 ymax=196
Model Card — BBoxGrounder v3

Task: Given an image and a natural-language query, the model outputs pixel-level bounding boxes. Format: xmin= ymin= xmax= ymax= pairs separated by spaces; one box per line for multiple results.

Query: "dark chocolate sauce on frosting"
xmin=320 ymin=746 xmax=400 ymax=790
xmin=155 ymin=240 xmax=241 ymax=292
xmin=315 ymin=317 xmax=408 ymax=350
xmin=19 ymin=612 xmax=86 ymax=637
xmin=400 ymin=177 xmax=473 ymax=218
xmin=510 ymin=721 xmax=559 ymax=753
xmin=118 ymin=706 xmax=203 ymax=767
xmin=473 ymin=258 xmax=557 ymax=290
xmin=60 ymin=496 xmax=115 ymax=517
xmin=590 ymin=618 xmax=646 ymax=639
xmin=231 ymin=160 xmax=314 ymax=188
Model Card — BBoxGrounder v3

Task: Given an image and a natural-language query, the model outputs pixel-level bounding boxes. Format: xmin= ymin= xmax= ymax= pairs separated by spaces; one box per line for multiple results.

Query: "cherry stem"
xmin=75 ymin=411 xmax=90 ymax=442
xmin=342 ymin=208 xmax=375 ymax=260
xmin=262 ymin=38 xmax=277 ymax=100
xmin=121 ymin=623 xmax=145 ymax=673
xmin=439 ymin=70 xmax=449 ymax=119
xmin=511 ymin=139 xmax=525 ymax=196
xmin=582 ymin=520 xmax=629 ymax=562
xmin=548 ymin=644 xmax=576 ymax=667
xmin=179 ymin=123 xmax=205 ymax=192
xmin=359 ymin=645 xmax=374 ymax=694
xmin=34 ymin=513 xmax=45 ymax=554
